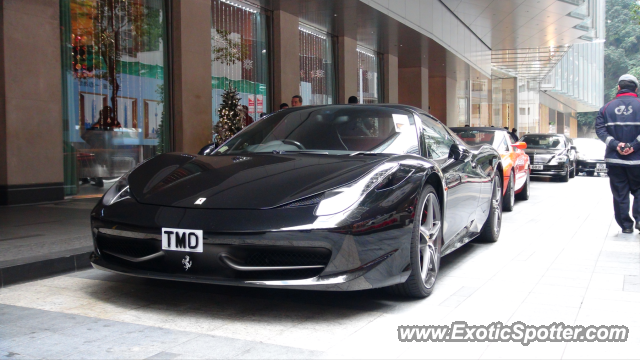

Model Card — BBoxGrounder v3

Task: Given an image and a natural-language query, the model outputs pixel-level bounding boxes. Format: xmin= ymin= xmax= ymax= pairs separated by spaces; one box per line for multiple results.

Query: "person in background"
xmin=348 ymin=96 xmax=359 ymax=104
xmin=279 ymin=103 xmax=289 ymax=110
xmin=510 ymin=128 xmax=519 ymax=142
xmin=291 ymin=95 xmax=303 ymax=107
xmin=596 ymin=74 xmax=640 ymax=233
xmin=242 ymin=105 xmax=254 ymax=126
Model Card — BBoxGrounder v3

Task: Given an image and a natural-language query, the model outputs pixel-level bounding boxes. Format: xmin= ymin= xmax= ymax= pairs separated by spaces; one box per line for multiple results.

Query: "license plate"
xmin=162 ymin=228 xmax=203 ymax=252
xmin=596 ymin=164 xmax=607 ymax=172
xmin=531 ymin=165 xmax=543 ymax=170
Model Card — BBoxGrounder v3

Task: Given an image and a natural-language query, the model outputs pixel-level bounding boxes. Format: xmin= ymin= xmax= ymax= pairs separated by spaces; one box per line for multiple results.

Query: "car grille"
xmin=96 ymin=233 xmax=160 ymax=259
xmin=245 ymin=250 xmax=330 ymax=267
xmin=533 ymin=155 xmax=553 ymax=164
xmin=234 ymin=247 xmax=331 ymax=280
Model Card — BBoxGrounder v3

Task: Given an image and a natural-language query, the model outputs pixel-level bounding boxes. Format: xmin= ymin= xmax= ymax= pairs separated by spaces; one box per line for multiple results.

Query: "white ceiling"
xmin=441 ymin=0 xmax=587 ymax=50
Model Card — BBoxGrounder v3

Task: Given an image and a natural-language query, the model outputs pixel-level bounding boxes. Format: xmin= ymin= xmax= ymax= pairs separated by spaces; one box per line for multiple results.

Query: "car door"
xmin=418 ymin=114 xmax=480 ymax=245
xmin=503 ymin=134 xmax=526 ymax=190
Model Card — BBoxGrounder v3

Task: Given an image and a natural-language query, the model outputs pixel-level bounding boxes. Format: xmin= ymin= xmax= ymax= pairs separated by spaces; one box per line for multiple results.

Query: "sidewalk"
xmin=0 ymin=198 xmax=98 ymax=287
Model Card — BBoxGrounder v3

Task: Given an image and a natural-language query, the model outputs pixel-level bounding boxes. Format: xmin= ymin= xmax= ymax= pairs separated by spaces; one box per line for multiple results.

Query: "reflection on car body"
xmin=450 ymin=127 xmax=531 ymax=211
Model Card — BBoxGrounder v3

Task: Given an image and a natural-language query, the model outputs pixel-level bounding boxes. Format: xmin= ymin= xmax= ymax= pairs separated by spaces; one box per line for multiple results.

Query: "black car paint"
xmin=90 ymin=104 xmax=502 ymax=291
xmin=522 ymin=134 xmax=576 ymax=178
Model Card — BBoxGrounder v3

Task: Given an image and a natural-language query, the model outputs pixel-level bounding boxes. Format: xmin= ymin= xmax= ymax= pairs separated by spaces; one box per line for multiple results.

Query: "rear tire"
xmin=503 ymin=171 xmax=515 ymax=212
xmin=516 ymin=170 xmax=530 ymax=201
xmin=478 ymin=173 xmax=502 ymax=243
xmin=390 ymin=185 xmax=442 ymax=298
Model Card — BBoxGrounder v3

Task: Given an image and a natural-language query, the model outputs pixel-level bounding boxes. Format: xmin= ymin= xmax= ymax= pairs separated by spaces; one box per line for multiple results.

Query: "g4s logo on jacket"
xmin=615 ymin=105 xmax=633 ymax=115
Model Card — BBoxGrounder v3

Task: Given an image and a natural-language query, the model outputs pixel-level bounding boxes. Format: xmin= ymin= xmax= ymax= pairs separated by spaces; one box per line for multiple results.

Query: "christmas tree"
xmin=213 ymin=82 xmax=244 ymax=147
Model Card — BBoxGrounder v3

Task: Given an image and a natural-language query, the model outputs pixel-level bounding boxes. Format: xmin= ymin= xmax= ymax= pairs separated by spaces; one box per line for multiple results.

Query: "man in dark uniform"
xmin=596 ymin=74 xmax=640 ymax=233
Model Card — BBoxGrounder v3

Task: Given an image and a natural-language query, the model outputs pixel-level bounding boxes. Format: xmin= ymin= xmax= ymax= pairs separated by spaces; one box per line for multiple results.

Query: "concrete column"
xmin=399 ymin=67 xmax=429 ymax=111
xmin=338 ymin=37 xmax=358 ymax=104
xmin=0 ymin=0 xmax=64 ymax=205
xmin=171 ymin=0 xmax=213 ymax=154
xmin=383 ymin=54 xmax=398 ymax=104
xmin=273 ymin=10 xmax=299 ymax=107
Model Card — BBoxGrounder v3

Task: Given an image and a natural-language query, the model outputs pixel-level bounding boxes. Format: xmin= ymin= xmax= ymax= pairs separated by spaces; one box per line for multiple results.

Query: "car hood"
xmin=127 ymin=153 xmax=387 ymax=209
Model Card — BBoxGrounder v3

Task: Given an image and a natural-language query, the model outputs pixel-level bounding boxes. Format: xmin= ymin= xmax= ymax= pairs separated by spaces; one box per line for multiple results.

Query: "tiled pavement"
xmin=1 ymin=176 xmax=639 ymax=359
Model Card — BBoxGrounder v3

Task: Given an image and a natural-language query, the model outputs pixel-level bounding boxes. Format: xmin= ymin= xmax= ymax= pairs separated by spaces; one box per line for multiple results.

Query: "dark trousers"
xmin=608 ymin=165 xmax=640 ymax=229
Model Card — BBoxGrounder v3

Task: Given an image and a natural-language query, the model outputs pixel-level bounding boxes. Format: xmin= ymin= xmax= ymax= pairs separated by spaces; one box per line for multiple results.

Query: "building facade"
xmin=0 ymin=0 xmax=604 ymax=205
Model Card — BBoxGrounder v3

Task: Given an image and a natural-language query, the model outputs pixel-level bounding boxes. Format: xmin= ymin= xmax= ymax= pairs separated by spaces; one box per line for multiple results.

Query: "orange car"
xmin=450 ymin=127 xmax=531 ymax=211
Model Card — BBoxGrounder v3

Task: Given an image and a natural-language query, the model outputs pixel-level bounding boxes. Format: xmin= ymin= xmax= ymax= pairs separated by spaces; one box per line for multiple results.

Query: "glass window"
xmin=497 ymin=136 xmax=510 ymax=152
xmin=211 ymin=0 xmax=269 ymax=129
xmin=212 ymin=106 xmax=419 ymax=155
xmin=61 ymin=0 xmax=168 ymax=196
xmin=357 ymin=46 xmax=382 ymax=104
xmin=450 ymin=129 xmax=495 ymax=146
xmin=520 ymin=135 xmax=566 ymax=149
xmin=299 ymin=24 xmax=336 ymax=106
xmin=419 ymin=115 xmax=455 ymax=159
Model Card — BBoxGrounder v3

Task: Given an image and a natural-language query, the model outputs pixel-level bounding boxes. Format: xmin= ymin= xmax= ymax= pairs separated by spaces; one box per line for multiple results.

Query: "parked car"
xmin=519 ymin=133 xmax=577 ymax=182
xmin=573 ymin=138 xmax=607 ymax=176
xmin=450 ymin=127 xmax=531 ymax=211
xmin=90 ymin=105 xmax=503 ymax=298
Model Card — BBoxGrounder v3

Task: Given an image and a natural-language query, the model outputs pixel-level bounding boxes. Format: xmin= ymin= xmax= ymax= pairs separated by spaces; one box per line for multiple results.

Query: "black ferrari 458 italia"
xmin=90 ymin=105 xmax=503 ymax=298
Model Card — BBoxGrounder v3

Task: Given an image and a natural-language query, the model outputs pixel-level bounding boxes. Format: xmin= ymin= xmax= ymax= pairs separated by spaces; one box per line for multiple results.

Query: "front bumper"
xmin=529 ymin=164 xmax=567 ymax=177
xmin=577 ymin=160 xmax=607 ymax=173
xmin=89 ymin=197 xmax=415 ymax=291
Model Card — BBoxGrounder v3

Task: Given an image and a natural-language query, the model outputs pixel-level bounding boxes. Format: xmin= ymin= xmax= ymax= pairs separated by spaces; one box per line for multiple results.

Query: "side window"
xmin=419 ymin=114 xmax=455 ymax=159
xmin=498 ymin=136 xmax=510 ymax=153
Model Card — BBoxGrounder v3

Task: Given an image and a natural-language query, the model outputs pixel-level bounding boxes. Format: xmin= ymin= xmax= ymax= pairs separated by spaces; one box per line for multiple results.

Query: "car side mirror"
xmin=449 ymin=143 xmax=470 ymax=161
xmin=198 ymin=143 xmax=216 ymax=155
xmin=513 ymin=142 xmax=527 ymax=150
xmin=570 ymin=145 xmax=577 ymax=151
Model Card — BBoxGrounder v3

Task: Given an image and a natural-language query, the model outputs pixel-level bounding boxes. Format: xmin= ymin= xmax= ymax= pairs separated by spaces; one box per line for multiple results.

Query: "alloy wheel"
xmin=419 ymin=193 xmax=441 ymax=289
xmin=509 ymin=175 xmax=515 ymax=205
xmin=492 ymin=178 xmax=502 ymax=235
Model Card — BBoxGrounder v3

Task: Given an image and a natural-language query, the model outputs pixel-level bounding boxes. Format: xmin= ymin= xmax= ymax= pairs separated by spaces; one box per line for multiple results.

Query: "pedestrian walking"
xmin=596 ymin=74 xmax=640 ymax=233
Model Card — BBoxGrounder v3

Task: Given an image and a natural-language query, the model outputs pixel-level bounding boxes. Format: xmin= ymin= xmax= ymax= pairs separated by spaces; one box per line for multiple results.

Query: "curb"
xmin=0 ymin=251 xmax=93 ymax=288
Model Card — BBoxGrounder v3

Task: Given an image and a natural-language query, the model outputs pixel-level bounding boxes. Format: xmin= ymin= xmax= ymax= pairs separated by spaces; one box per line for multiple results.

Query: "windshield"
xmin=212 ymin=106 xmax=420 ymax=155
xmin=520 ymin=135 xmax=566 ymax=149
xmin=450 ymin=129 xmax=496 ymax=146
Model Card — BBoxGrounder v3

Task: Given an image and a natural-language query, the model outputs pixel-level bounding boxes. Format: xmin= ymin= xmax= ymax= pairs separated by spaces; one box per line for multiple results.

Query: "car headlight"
xmin=550 ymin=155 xmax=568 ymax=165
xmin=315 ymin=163 xmax=399 ymax=216
xmin=102 ymin=173 xmax=131 ymax=206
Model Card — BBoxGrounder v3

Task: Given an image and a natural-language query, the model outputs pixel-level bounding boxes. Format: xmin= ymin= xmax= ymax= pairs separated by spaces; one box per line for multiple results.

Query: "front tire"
xmin=478 ymin=173 xmax=502 ymax=243
xmin=391 ymin=185 xmax=442 ymax=298
xmin=569 ymin=162 xmax=576 ymax=178
xmin=503 ymin=171 xmax=515 ymax=212
xmin=516 ymin=170 xmax=530 ymax=201
xmin=560 ymin=165 xmax=570 ymax=182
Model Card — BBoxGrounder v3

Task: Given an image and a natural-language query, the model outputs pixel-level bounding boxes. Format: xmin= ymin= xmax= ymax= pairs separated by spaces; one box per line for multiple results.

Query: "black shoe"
xmin=623 ymin=228 xmax=634 ymax=234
